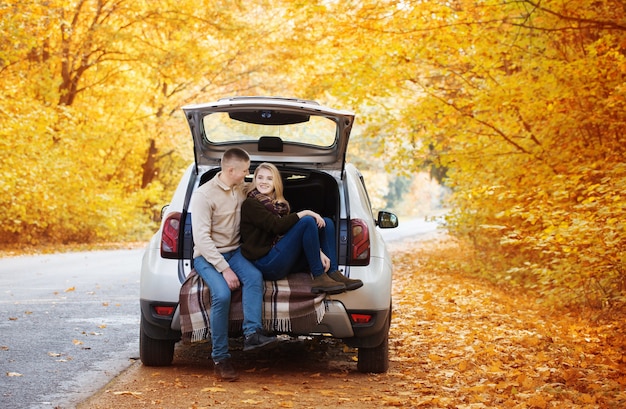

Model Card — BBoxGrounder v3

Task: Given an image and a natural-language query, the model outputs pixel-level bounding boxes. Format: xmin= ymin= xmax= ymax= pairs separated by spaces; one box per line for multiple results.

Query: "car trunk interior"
xmin=280 ymin=168 xmax=339 ymax=217
xmin=197 ymin=166 xmax=340 ymax=219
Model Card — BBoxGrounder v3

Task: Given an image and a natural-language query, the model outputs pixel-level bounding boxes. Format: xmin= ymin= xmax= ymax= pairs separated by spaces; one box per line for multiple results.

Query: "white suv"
xmin=139 ymin=97 xmax=398 ymax=373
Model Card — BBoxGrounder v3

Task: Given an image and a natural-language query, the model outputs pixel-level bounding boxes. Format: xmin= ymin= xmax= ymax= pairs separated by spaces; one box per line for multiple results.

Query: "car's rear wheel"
xmin=140 ymin=317 xmax=176 ymax=366
xmin=356 ymin=309 xmax=391 ymax=373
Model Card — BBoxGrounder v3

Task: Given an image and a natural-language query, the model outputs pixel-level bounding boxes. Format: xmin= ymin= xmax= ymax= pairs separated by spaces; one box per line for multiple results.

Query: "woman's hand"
xmin=320 ymin=250 xmax=331 ymax=272
xmin=298 ymin=210 xmax=325 ymax=228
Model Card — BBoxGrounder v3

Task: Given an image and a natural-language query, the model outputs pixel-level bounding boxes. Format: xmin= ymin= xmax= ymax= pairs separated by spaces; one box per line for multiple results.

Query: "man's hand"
xmin=222 ymin=267 xmax=241 ymax=290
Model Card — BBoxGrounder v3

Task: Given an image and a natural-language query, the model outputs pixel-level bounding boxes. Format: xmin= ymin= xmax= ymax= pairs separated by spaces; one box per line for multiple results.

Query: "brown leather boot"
xmin=311 ymin=272 xmax=346 ymax=295
xmin=328 ymin=270 xmax=363 ymax=291
xmin=214 ymin=358 xmax=239 ymax=381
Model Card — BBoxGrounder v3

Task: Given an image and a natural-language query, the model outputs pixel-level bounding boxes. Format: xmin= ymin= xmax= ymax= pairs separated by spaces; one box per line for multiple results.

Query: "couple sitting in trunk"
xmin=190 ymin=151 xmax=362 ymax=381
xmin=240 ymin=162 xmax=363 ymax=294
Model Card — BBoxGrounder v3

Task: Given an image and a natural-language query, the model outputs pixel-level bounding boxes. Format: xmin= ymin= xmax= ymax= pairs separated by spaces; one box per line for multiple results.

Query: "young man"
xmin=190 ymin=148 xmax=278 ymax=381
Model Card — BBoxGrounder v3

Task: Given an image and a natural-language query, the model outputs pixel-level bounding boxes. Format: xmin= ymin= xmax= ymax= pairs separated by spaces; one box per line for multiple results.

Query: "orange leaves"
xmin=388 ymin=238 xmax=626 ymax=408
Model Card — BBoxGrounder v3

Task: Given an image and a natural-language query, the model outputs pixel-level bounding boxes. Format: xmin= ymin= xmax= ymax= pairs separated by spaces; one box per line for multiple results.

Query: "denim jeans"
xmin=193 ymin=249 xmax=264 ymax=363
xmin=253 ymin=216 xmax=339 ymax=281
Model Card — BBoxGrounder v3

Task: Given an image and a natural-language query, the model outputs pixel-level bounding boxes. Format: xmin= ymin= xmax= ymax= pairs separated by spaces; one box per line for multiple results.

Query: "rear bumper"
xmin=140 ymin=299 xmax=181 ymax=341
xmin=140 ymin=297 xmax=389 ymax=348
xmin=314 ymin=300 xmax=391 ymax=348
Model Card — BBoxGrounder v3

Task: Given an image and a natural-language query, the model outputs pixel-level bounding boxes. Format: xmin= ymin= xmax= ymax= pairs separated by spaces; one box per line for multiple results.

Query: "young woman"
xmin=240 ymin=162 xmax=363 ymax=294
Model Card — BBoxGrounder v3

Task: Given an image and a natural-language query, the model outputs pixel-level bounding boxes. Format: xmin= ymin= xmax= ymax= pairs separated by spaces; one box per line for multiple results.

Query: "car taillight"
xmin=153 ymin=305 xmax=175 ymax=316
xmin=350 ymin=313 xmax=373 ymax=324
xmin=161 ymin=212 xmax=182 ymax=259
xmin=350 ymin=219 xmax=370 ymax=266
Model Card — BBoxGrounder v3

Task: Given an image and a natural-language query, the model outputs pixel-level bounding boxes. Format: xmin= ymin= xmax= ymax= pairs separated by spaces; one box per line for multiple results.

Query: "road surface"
xmin=0 ymin=248 xmax=144 ymax=409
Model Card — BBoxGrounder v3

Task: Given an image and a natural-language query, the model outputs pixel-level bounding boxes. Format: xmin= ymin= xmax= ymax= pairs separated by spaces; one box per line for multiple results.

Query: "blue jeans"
xmin=253 ymin=216 xmax=339 ymax=281
xmin=193 ymin=249 xmax=264 ymax=363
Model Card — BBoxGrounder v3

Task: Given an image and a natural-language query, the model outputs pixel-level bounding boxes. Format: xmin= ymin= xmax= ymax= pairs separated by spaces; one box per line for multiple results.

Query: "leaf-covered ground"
xmin=78 ymin=236 xmax=626 ymax=408
xmin=388 ymin=237 xmax=625 ymax=408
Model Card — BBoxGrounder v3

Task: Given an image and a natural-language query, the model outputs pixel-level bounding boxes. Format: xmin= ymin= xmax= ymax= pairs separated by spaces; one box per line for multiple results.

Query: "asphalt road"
xmin=379 ymin=214 xmax=444 ymax=243
xmin=0 ymin=248 xmax=144 ymax=409
xmin=0 ymin=216 xmax=442 ymax=409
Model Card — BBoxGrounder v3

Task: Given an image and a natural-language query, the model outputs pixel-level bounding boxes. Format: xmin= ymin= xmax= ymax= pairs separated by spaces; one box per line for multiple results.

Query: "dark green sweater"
xmin=240 ymin=197 xmax=300 ymax=260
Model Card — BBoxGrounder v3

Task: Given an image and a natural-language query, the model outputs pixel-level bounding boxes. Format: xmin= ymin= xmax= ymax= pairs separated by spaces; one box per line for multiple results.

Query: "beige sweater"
xmin=189 ymin=172 xmax=246 ymax=273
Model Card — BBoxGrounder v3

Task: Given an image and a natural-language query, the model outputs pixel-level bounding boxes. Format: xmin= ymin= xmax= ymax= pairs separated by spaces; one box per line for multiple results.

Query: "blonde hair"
xmin=249 ymin=162 xmax=288 ymax=205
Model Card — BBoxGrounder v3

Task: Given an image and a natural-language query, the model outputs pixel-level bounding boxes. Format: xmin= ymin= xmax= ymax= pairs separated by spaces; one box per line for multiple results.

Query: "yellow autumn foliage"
xmin=1 ymin=0 xmax=624 ymax=310
xmin=326 ymin=0 xmax=626 ymax=310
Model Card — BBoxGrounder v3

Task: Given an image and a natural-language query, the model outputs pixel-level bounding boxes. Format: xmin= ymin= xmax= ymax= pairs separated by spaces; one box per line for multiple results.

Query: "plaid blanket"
xmin=180 ymin=269 xmax=326 ymax=344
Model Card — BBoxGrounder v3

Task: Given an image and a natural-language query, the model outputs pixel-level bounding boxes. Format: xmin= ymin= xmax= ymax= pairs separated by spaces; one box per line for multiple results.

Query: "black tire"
xmin=140 ymin=318 xmax=176 ymax=366
xmin=356 ymin=309 xmax=391 ymax=373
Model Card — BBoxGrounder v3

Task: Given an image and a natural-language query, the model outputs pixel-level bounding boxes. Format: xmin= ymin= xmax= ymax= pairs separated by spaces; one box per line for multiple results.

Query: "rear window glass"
xmin=202 ymin=111 xmax=338 ymax=148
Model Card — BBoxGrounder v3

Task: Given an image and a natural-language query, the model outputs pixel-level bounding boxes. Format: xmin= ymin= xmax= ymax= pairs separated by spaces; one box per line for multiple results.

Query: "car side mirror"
xmin=377 ymin=211 xmax=398 ymax=229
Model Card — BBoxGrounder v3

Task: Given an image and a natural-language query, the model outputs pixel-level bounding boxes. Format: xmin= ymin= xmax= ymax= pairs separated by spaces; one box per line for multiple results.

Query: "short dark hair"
xmin=222 ymin=147 xmax=250 ymax=164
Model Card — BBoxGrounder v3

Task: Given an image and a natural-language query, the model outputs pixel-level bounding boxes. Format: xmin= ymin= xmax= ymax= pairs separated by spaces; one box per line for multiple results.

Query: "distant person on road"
xmin=190 ymin=148 xmax=278 ymax=382
xmin=240 ymin=162 xmax=363 ymax=294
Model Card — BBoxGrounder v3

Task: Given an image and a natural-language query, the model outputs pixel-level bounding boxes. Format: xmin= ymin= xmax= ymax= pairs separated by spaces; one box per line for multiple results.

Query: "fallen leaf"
xmin=65 ymin=286 xmax=75 ymax=292
xmin=458 ymin=360 xmax=470 ymax=371
xmin=112 ymin=391 xmax=142 ymax=396
xmin=381 ymin=395 xmax=404 ymax=406
xmin=201 ymin=387 xmax=226 ymax=393
xmin=320 ymin=389 xmax=340 ymax=396
xmin=527 ymin=393 xmax=548 ymax=409
xmin=241 ymin=399 xmax=263 ymax=404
